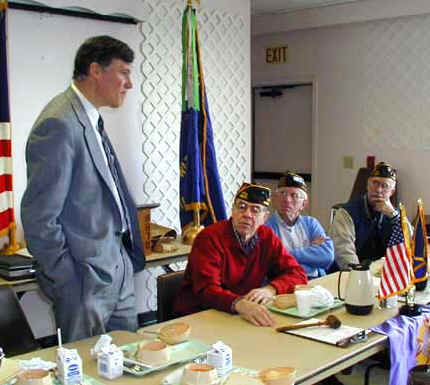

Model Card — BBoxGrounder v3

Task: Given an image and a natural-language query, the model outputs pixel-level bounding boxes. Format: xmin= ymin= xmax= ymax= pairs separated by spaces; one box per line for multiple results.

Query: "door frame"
xmin=251 ymin=77 xmax=319 ymax=217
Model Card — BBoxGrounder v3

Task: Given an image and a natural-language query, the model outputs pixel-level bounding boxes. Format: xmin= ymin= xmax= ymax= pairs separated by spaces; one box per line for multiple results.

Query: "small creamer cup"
xmin=181 ymin=363 xmax=218 ymax=385
xmin=295 ymin=290 xmax=313 ymax=316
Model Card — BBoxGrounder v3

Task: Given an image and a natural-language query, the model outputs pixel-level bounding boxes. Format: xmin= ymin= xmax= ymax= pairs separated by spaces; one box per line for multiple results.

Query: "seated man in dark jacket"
xmin=174 ymin=182 xmax=307 ymax=327
xmin=329 ymin=162 xmax=400 ymax=270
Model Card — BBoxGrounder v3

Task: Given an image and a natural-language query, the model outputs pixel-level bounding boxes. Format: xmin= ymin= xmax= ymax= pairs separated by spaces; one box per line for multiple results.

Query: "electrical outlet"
xmin=343 ymin=156 xmax=354 ymax=169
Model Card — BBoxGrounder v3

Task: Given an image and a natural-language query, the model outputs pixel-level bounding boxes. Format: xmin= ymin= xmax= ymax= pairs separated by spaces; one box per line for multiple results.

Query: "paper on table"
xmin=283 ymin=318 xmax=365 ymax=347
xmin=399 ymin=289 xmax=430 ymax=305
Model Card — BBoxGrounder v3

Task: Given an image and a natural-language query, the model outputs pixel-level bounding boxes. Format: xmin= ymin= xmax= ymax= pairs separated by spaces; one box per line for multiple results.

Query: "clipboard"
xmin=279 ymin=318 xmax=366 ymax=348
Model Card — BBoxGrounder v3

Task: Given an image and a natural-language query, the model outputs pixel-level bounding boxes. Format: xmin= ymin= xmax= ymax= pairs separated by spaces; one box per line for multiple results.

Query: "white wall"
xmin=253 ymin=0 xmax=430 ymax=228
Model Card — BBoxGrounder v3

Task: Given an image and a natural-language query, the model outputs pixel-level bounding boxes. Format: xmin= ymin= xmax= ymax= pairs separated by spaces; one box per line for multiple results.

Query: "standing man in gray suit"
xmin=21 ymin=36 xmax=145 ymax=343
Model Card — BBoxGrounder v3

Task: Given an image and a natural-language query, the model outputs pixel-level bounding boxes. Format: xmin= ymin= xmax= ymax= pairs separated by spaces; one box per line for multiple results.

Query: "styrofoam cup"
xmin=295 ymin=290 xmax=313 ymax=316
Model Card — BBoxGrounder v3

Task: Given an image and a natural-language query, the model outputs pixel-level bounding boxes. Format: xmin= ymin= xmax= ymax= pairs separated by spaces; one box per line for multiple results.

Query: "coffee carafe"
xmin=338 ymin=263 xmax=374 ymax=315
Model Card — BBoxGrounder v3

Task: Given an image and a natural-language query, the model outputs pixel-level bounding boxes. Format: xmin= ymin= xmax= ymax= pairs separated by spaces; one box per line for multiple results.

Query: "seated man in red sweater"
xmin=174 ymin=182 xmax=307 ymax=327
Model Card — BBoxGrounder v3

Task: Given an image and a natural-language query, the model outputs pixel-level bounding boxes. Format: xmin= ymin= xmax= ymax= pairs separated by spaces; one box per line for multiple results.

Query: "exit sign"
xmin=266 ymin=45 xmax=288 ymax=64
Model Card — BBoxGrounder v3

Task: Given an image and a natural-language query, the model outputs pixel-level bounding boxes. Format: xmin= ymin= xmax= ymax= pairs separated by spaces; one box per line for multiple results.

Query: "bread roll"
xmin=159 ymin=322 xmax=191 ymax=344
xmin=273 ymin=294 xmax=296 ymax=309
xmin=259 ymin=367 xmax=296 ymax=385
xmin=224 ymin=372 xmax=264 ymax=385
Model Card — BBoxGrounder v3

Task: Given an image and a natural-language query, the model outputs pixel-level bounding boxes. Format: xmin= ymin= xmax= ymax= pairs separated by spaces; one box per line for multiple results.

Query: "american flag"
xmin=0 ymin=1 xmax=19 ymax=253
xmin=378 ymin=205 xmax=412 ymax=299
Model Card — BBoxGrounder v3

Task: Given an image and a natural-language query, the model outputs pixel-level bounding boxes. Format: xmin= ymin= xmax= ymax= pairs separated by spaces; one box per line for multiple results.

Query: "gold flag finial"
xmin=187 ymin=0 xmax=200 ymax=7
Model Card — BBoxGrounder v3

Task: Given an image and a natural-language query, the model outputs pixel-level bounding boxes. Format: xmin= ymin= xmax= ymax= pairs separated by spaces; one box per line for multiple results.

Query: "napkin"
xmin=90 ymin=334 xmax=113 ymax=358
xmin=19 ymin=357 xmax=56 ymax=371
xmin=309 ymin=285 xmax=334 ymax=308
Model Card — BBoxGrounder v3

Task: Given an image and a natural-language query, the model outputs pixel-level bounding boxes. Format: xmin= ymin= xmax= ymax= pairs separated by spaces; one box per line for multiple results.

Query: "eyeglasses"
xmin=275 ymin=191 xmax=304 ymax=201
xmin=369 ymin=179 xmax=394 ymax=192
xmin=234 ymin=201 xmax=265 ymax=215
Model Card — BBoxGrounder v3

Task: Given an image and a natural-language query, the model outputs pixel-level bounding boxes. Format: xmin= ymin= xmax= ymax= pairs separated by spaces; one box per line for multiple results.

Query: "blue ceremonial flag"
xmin=412 ymin=199 xmax=428 ymax=289
xmin=179 ymin=3 xmax=227 ymax=231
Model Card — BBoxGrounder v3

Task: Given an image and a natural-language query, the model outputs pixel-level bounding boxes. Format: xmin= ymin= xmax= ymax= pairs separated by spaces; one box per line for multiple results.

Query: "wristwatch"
xmin=231 ymin=296 xmax=242 ymax=313
xmin=388 ymin=209 xmax=398 ymax=218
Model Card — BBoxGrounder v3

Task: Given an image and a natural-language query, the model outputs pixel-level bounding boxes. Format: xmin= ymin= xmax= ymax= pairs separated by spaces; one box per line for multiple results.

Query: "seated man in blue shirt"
xmin=265 ymin=171 xmax=334 ymax=278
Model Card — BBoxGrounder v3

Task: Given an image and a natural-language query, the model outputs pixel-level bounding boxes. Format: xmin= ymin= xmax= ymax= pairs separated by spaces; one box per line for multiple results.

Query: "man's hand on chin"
xmin=373 ymin=198 xmax=396 ymax=217
xmin=234 ymin=298 xmax=276 ymax=327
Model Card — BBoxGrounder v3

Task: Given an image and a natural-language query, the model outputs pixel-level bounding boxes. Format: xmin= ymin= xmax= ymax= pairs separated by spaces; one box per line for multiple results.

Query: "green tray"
xmin=162 ymin=365 xmax=259 ymax=385
xmin=268 ymin=298 xmax=344 ymax=319
xmin=3 ymin=374 xmax=104 ymax=385
xmin=120 ymin=339 xmax=211 ymax=376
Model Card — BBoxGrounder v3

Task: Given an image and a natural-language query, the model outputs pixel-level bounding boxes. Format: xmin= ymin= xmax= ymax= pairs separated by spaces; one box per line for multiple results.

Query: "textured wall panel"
xmin=361 ymin=16 xmax=430 ymax=151
xmin=136 ymin=0 xmax=250 ymax=313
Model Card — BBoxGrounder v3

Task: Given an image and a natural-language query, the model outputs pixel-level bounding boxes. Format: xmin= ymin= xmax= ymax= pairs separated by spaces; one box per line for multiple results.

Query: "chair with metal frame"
xmin=0 ymin=286 xmax=39 ymax=357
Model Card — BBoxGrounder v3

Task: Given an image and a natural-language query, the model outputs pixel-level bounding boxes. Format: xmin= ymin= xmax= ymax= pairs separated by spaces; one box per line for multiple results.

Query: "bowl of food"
xmin=181 ymin=363 xmax=218 ymax=385
xmin=136 ymin=341 xmax=170 ymax=366
xmin=259 ymin=367 xmax=296 ymax=385
xmin=16 ymin=369 xmax=53 ymax=385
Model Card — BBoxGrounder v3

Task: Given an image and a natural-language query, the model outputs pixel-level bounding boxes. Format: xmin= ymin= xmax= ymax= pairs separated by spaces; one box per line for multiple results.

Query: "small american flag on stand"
xmin=378 ymin=203 xmax=413 ymax=300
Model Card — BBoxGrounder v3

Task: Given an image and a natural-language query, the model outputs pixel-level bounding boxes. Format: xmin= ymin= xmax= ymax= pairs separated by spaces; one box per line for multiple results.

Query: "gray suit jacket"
xmin=21 ymin=87 xmax=145 ymax=297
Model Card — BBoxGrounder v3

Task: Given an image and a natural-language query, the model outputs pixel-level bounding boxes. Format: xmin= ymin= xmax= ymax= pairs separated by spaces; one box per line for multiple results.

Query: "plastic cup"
xmin=295 ymin=290 xmax=313 ymax=316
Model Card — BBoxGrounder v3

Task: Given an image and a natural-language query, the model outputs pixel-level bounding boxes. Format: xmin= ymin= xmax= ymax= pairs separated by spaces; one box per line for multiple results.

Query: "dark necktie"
xmin=97 ymin=117 xmax=132 ymax=240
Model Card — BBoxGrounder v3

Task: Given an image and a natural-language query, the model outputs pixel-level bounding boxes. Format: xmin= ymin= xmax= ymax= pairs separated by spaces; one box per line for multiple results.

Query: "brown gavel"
xmin=276 ymin=314 xmax=341 ymax=333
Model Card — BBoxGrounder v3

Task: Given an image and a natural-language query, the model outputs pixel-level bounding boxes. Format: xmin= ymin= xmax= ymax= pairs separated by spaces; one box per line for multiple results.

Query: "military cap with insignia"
xmin=278 ymin=171 xmax=308 ymax=193
xmin=370 ymin=162 xmax=397 ymax=181
xmin=235 ymin=182 xmax=271 ymax=207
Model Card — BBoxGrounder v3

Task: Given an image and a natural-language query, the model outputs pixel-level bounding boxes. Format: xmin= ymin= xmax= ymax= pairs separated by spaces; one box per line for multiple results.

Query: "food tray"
xmin=161 ymin=365 xmax=259 ymax=385
xmin=4 ymin=374 xmax=104 ymax=385
xmin=120 ymin=339 xmax=211 ymax=376
xmin=268 ymin=298 xmax=344 ymax=319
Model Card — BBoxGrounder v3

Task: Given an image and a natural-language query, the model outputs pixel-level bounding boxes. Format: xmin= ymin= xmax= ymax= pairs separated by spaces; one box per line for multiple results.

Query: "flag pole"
xmin=399 ymin=201 xmax=423 ymax=316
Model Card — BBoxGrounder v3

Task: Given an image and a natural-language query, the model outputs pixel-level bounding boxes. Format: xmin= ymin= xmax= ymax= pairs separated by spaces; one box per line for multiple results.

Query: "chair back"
xmin=329 ymin=203 xmax=346 ymax=224
xmin=157 ymin=270 xmax=185 ymax=322
xmin=0 ymin=286 xmax=39 ymax=356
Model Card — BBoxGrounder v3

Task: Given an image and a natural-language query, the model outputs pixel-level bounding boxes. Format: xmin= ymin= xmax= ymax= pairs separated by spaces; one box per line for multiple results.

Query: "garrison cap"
xmin=235 ymin=183 xmax=271 ymax=207
xmin=278 ymin=171 xmax=307 ymax=193
xmin=370 ymin=162 xmax=397 ymax=181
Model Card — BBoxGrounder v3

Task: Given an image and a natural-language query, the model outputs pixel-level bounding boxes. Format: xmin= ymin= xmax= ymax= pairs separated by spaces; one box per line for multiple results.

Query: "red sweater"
xmin=174 ymin=219 xmax=307 ymax=315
